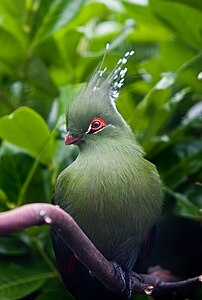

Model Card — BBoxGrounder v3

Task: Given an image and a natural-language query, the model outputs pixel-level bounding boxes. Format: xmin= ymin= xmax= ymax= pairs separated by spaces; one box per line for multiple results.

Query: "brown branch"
xmin=0 ymin=203 xmax=201 ymax=297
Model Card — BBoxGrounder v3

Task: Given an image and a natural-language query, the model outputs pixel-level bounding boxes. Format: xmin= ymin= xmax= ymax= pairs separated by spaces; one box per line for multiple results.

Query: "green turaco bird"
xmin=52 ymin=50 xmax=163 ymax=300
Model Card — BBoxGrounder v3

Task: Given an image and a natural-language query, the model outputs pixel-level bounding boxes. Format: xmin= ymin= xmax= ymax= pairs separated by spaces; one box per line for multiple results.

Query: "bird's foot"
xmin=125 ymin=272 xmax=133 ymax=298
xmin=111 ymin=262 xmax=133 ymax=298
xmin=111 ymin=262 xmax=126 ymax=292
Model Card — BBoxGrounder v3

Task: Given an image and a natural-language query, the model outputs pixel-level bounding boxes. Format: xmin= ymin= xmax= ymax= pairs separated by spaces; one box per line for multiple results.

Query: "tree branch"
xmin=0 ymin=203 xmax=201 ymax=296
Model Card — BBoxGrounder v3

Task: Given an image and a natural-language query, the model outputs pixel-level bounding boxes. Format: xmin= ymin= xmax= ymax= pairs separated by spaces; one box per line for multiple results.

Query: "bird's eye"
xmin=91 ymin=120 xmax=101 ymax=128
xmin=87 ymin=117 xmax=106 ymax=134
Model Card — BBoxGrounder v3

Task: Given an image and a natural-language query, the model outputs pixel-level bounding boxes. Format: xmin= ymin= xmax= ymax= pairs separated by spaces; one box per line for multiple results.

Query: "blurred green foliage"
xmin=0 ymin=0 xmax=201 ymax=299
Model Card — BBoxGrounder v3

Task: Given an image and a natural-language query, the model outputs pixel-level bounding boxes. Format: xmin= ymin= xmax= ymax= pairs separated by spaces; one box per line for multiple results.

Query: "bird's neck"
xmin=78 ymin=132 xmax=144 ymax=160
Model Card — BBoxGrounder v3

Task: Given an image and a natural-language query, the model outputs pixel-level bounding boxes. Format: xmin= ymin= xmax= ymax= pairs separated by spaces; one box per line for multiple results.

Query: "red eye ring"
xmin=87 ymin=117 xmax=106 ymax=134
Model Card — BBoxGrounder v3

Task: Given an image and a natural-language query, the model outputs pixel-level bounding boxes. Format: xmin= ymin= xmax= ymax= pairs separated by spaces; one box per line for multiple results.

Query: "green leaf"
xmin=0 ymin=189 xmax=8 ymax=203
xmin=159 ymin=0 xmax=202 ymax=11
xmin=24 ymin=56 xmax=58 ymax=97
xmin=150 ymin=0 xmax=202 ymax=49
xmin=124 ymin=1 xmax=172 ymax=43
xmin=0 ymin=142 xmax=53 ymax=205
xmin=0 ymin=272 xmax=52 ymax=300
xmin=173 ymin=192 xmax=201 ymax=220
xmin=36 ymin=277 xmax=71 ymax=300
xmin=0 ymin=29 xmax=25 ymax=66
xmin=0 ymin=0 xmax=27 ymax=47
xmin=0 ymin=251 xmax=56 ymax=300
xmin=31 ymin=0 xmax=85 ymax=48
xmin=0 ymin=237 xmax=28 ymax=256
xmin=0 ymin=107 xmax=54 ymax=165
xmin=162 ymin=143 xmax=202 ymax=188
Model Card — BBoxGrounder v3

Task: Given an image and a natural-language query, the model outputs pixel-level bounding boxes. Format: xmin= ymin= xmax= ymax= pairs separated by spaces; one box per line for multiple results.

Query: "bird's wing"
xmin=135 ymin=224 xmax=159 ymax=269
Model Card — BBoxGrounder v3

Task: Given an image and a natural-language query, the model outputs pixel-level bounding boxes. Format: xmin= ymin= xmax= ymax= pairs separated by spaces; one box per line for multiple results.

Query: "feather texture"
xmin=54 ymin=136 xmax=162 ymax=270
xmin=52 ymin=53 xmax=163 ymax=299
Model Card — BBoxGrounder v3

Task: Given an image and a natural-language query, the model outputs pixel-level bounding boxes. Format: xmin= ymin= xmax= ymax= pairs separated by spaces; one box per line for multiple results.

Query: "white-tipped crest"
xmin=98 ymin=43 xmax=110 ymax=76
xmin=93 ymin=45 xmax=134 ymax=102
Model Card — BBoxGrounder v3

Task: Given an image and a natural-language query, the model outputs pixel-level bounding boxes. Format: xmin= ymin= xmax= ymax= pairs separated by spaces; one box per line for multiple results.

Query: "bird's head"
xmin=65 ymin=50 xmax=134 ymax=148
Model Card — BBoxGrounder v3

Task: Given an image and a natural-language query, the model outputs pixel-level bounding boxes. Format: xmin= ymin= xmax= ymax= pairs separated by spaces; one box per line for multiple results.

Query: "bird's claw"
xmin=126 ymin=273 xmax=132 ymax=298
xmin=111 ymin=261 xmax=133 ymax=298
xmin=111 ymin=261 xmax=126 ymax=292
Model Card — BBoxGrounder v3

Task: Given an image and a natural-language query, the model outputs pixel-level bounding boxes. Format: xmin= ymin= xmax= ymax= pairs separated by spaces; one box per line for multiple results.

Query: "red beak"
xmin=64 ymin=132 xmax=82 ymax=145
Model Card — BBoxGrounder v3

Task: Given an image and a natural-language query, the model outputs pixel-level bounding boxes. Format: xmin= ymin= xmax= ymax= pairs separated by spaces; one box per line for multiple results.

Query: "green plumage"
xmin=52 ymin=58 xmax=163 ymax=298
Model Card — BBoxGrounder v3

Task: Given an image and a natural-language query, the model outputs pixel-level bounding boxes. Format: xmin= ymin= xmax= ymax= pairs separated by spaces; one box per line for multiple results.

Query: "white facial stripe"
xmin=86 ymin=123 xmax=92 ymax=134
xmin=86 ymin=124 xmax=116 ymax=135
xmin=91 ymin=124 xmax=116 ymax=134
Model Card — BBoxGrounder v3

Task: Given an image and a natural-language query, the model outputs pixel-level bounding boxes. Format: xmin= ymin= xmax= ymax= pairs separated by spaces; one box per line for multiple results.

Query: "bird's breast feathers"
xmin=55 ymin=143 xmax=162 ymax=259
